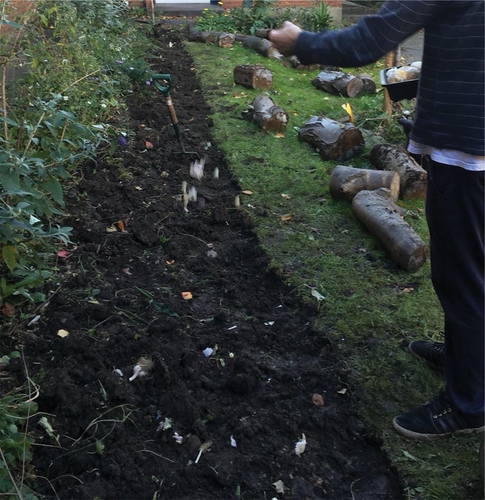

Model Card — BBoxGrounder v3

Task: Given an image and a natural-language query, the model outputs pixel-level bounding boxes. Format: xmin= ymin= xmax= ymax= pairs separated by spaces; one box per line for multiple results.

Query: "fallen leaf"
xmin=106 ymin=225 xmax=117 ymax=233
xmin=117 ymin=220 xmax=125 ymax=231
xmin=281 ymin=193 xmax=292 ymax=200
xmin=274 ymin=133 xmax=285 ymax=138
xmin=57 ymin=329 xmax=69 ymax=338
xmin=188 ymin=117 xmax=194 ymax=122
xmin=122 ymin=268 xmax=132 ymax=275
xmin=280 ymin=214 xmax=292 ymax=221
xmin=135 ymin=186 xmax=143 ymax=191
xmin=181 ymin=291 xmax=193 ymax=300
xmin=57 ymin=250 xmax=69 ymax=258
xmin=337 ymin=388 xmax=347 ymax=395
xmin=2 ymin=303 xmax=13 ymax=317
xmin=241 ymin=190 xmax=253 ymax=195
xmin=312 ymin=393 xmax=325 ymax=407
xmin=145 ymin=141 xmax=154 ymax=149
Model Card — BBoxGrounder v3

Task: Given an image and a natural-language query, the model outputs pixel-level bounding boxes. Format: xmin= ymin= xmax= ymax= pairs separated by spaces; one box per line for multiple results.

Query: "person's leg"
xmin=393 ymin=160 xmax=484 ymax=439
xmin=426 ymin=161 xmax=484 ymax=418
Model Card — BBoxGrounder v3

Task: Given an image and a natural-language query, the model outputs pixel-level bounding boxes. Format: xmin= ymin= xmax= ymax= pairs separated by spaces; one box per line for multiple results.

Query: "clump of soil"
xmin=8 ymin=25 xmax=401 ymax=499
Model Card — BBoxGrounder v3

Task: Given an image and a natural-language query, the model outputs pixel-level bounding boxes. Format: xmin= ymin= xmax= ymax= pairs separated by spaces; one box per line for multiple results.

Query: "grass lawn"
xmin=185 ymin=34 xmax=484 ymax=499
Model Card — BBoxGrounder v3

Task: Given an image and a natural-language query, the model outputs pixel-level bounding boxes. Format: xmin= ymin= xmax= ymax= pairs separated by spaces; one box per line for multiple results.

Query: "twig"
xmin=135 ymin=449 xmax=177 ymax=463
xmin=0 ymin=445 xmax=24 ymax=499
xmin=61 ymin=69 xmax=101 ymax=93
xmin=350 ymin=477 xmax=363 ymax=500
xmin=179 ymin=232 xmax=209 ymax=246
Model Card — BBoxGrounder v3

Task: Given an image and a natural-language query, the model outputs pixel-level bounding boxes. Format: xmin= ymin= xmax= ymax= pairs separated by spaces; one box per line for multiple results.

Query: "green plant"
xmin=0 ymin=367 xmax=38 ymax=498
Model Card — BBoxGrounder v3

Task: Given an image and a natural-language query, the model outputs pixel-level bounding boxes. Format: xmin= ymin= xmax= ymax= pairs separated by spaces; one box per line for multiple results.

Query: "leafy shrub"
xmin=196 ymin=0 xmax=333 ymax=35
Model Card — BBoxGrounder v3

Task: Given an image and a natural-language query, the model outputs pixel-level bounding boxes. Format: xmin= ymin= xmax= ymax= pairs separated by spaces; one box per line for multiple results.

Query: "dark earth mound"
xmin=6 ymin=24 xmax=402 ymax=500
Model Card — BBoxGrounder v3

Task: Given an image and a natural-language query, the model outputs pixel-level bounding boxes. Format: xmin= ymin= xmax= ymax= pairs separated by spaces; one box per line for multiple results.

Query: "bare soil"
xmin=6 ymin=25 xmax=402 ymax=500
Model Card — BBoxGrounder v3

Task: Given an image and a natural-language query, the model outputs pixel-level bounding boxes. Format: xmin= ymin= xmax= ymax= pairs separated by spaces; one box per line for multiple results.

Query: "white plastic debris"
xmin=28 ymin=315 xmax=41 ymax=326
xmin=207 ymin=249 xmax=218 ymax=258
xmin=264 ymin=321 xmax=275 ymax=326
xmin=112 ymin=368 xmax=124 ymax=377
xmin=273 ymin=480 xmax=285 ymax=494
xmin=190 ymin=158 xmax=205 ymax=180
xmin=173 ymin=432 xmax=183 ymax=444
xmin=213 ymin=167 xmax=219 ymax=179
xmin=228 ymin=352 xmax=235 ymax=359
xmin=227 ymin=325 xmax=237 ymax=331
xmin=295 ymin=433 xmax=307 ymax=456
xmin=188 ymin=186 xmax=198 ymax=202
xmin=203 ymin=347 xmax=214 ymax=357
xmin=230 ymin=435 xmax=237 ymax=448
xmin=129 ymin=365 xmax=145 ymax=381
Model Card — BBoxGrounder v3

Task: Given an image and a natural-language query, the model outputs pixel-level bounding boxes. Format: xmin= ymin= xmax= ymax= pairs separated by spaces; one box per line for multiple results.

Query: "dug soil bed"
xmin=11 ymin=25 xmax=401 ymax=499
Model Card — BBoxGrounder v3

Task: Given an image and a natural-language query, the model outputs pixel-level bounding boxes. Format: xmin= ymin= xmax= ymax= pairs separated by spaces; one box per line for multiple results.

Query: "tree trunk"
xmin=351 ymin=188 xmax=428 ymax=272
xmin=312 ymin=70 xmax=363 ymax=97
xmin=234 ymin=65 xmax=273 ymax=90
xmin=242 ymin=36 xmax=282 ymax=59
xmin=329 ymin=165 xmax=400 ymax=201
xmin=249 ymin=95 xmax=288 ymax=133
xmin=369 ymin=143 xmax=427 ymax=200
xmin=298 ymin=116 xmax=364 ymax=160
xmin=356 ymin=73 xmax=376 ymax=93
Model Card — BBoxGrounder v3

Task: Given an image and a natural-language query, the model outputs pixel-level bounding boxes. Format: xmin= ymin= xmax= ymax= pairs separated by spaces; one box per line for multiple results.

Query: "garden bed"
xmin=8 ymin=25 xmax=403 ymax=499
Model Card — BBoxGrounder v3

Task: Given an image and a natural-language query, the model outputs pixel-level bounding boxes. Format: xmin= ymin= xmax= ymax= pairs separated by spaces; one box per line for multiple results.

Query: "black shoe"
xmin=409 ymin=340 xmax=445 ymax=371
xmin=393 ymin=392 xmax=485 ymax=440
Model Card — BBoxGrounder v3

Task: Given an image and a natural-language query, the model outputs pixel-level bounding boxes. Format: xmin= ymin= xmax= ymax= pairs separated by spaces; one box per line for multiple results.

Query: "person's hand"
xmin=269 ymin=21 xmax=302 ymax=57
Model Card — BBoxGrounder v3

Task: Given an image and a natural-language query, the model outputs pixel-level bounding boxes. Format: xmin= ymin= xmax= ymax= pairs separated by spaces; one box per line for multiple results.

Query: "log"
xmin=218 ymin=33 xmax=235 ymax=48
xmin=369 ymin=143 xmax=427 ymax=200
xmin=312 ymin=71 xmax=363 ymax=97
xmin=248 ymin=95 xmax=288 ymax=133
xmin=242 ymin=36 xmax=282 ymax=59
xmin=254 ymin=28 xmax=271 ymax=39
xmin=356 ymin=73 xmax=376 ymax=93
xmin=298 ymin=116 xmax=364 ymax=160
xmin=234 ymin=65 xmax=273 ymax=90
xmin=351 ymin=188 xmax=428 ymax=272
xmin=288 ymin=56 xmax=321 ymax=72
xmin=329 ymin=165 xmax=400 ymax=201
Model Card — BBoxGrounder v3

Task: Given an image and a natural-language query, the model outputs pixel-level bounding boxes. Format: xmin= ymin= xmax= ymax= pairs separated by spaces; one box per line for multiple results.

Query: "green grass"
xmin=185 ymin=36 xmax=484 ymax=499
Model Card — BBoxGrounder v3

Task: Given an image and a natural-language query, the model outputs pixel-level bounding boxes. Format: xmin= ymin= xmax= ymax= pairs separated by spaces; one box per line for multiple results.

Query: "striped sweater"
xmin=295 ymin=1 xmax=484 ymax=156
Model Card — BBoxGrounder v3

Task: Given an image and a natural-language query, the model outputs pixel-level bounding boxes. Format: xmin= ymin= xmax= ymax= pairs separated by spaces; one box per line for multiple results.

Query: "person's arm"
xmin=271 ymin=0 xmax=439 ymax=67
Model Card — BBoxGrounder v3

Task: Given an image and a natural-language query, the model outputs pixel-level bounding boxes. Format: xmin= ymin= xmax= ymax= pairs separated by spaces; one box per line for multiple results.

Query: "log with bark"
xmin=369 ymin=143 xmax=427 ymax=199
xmin=351 ymin=188 xmax=428 ymax=272
xmin=288 ymin=56 xmax=321 ymax=72
xmin=329 ymin=165 xmax=400 ymax=201
xmin=234 ymin=65 xmax=273 ymax=90
xmin=356 ymin=73 xmax=376 ymax=93
xmin=312 ymin=70 xmax=364 ymax=97
xmin=298 ymin=116 xmax=364 ymax=160
xmin=218 ymin=33 xmax=236 ymax=48
xmin=246 ymin=95 xmax=288 ymax=133
xmin=242 ymin=35 xmax=282 ymax=59
xmin=188 ymin=26 xmax=233 ymax=46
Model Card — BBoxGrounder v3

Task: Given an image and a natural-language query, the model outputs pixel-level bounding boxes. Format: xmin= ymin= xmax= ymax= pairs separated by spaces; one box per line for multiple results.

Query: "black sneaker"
xmin=409 ymin=340 xmax=445 ymax=371
xmin=393 ymin=392 xmax=485 ymax=440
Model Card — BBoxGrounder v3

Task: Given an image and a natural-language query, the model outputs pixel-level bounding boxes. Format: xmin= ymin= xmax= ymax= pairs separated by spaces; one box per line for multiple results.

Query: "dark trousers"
xmin=426 ymin=160 xmax=484 ymax=417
